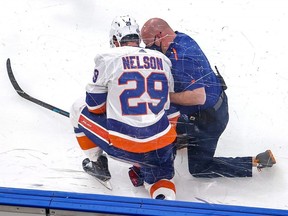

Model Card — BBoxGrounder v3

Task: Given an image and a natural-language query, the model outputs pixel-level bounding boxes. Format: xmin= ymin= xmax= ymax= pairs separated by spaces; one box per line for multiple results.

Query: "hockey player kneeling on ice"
xmin=70 ymin=15 xmax=180 ymax=200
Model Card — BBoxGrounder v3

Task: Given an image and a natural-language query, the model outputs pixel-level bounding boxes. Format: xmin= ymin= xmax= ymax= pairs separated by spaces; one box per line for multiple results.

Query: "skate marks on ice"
xmin=1 ymin=0 xmax=288 ymax=211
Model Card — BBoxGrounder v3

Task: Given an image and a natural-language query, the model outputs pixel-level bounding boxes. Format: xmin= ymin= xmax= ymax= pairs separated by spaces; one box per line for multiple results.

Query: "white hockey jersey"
xmin=85 ymin=46 xmax=177 ymax=153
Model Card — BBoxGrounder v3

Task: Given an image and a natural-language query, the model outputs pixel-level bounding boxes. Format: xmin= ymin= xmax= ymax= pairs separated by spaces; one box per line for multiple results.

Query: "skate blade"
xmin=95 ymin=178 xmax=113 ymax=190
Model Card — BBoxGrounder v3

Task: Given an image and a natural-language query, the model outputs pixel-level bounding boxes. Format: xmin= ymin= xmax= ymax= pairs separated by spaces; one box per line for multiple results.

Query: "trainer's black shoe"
xmin=255 ymin=150 xmax=276 ymax=170
xmin=82 ymin=155 xmax=111 ymax=182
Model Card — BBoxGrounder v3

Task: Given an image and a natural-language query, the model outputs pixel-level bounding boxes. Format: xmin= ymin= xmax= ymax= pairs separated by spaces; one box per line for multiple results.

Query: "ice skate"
xmin=82 ymin=155 xmax=112 ymax=190
xmin=255 ymin=150 xmax=276 ymax=170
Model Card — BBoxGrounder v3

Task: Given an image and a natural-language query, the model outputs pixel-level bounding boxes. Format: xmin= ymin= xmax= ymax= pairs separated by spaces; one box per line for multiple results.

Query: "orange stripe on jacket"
xmin=78 ymin=114 xmax=109 ymax=142
xmin=172 ymin=48 xmax=178 ymax=61
xmin=150 ymin=179 xmax=176 ymax=198
xmin=109 ymin=126 xmax=176 ymax=153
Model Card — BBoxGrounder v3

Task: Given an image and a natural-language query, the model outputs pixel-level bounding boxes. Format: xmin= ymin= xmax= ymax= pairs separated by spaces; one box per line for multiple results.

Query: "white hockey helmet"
xmin=109 ymin=15 xmax=140 ymax=48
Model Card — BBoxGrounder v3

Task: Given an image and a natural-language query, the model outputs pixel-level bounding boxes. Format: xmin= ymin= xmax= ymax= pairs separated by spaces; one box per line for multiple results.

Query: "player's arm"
xmin=85 ymin=84 xmax=107 ymax=114
xmin=85 ymin=54 xmax=109 ymax=114
xmin=165 ymin=58 xmax=180 ymax=128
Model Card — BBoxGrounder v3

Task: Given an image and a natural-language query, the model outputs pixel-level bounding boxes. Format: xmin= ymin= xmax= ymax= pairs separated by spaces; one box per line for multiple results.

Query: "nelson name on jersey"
xmin=122 ymin=55 xmax=164 ymax=71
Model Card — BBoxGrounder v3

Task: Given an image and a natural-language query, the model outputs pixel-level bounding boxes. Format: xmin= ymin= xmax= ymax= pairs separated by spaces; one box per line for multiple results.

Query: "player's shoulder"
xmin=94 ymin=46 xmax=171 ymax=66
xmin=141 ymin=48 xmax=172 ymax=66
xmin=122 ymin=47 xmax=172 ymax=67
xmin=94 ymin=46 xmax=137 ymax=59
xmin=96 ymin=46 xmax=167 ymax=56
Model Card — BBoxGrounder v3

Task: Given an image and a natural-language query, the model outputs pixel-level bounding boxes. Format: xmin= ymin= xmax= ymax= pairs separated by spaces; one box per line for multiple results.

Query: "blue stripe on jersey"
xmin=107 ymin=114 xmax=170 ymax=139
xmin=86 ymin=92 xmax=107 ymax=107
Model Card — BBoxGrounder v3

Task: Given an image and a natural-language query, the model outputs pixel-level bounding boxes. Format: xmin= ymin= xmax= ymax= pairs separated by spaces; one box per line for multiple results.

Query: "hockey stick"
xmin=7 ymin=58 xmax=114 ymax=188
xmin=6 ymin=58 xmax=70 ymax=117
xmin=7 ymin=58 xmax=114 ymax=190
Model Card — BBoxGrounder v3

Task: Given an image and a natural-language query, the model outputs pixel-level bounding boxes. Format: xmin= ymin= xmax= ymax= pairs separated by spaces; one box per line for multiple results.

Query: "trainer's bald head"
xmin=141 ymin=18 xmax=172 ymax=46
xmin=141 ymin=18 xmax=176 ymax=54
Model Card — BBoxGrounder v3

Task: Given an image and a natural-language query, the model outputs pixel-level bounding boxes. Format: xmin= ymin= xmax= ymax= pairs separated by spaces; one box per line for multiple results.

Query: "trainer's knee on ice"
xmin=188 ymin=164 xmax=207 ymax=178
xmin=190 ymin=173 xmax=205 ymax=178
xmin=189 ymin=165 xmax=222 ymax=178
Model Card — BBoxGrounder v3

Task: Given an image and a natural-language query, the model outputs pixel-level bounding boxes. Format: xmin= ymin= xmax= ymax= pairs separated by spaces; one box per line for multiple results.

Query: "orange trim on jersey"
xmin=88 ymin=103 xmax=106 ymax=114
xmin=150 ymin=179 xmax=176 ymax=197
xmin=79 ymin=115 xmax=109 ymax=142
xmin=76 ymin=135 xmax=97 ymax=150
xmin=109 ymin=127 xmax=177 ymax=153
xmin=172 ymin=48 xmax=178 ymax=61
xmin=168 ymin=115 xmax=180 ymax=130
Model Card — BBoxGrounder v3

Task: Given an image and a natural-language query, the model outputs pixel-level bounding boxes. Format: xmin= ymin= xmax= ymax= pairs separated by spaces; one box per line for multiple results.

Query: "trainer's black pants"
xmin=176 ymin=92 xmax=253 ymax=178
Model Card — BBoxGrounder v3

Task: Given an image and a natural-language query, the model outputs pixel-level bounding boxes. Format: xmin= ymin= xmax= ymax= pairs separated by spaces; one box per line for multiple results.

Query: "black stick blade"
xmin=6 ymin=58 xmax=70 ymax=117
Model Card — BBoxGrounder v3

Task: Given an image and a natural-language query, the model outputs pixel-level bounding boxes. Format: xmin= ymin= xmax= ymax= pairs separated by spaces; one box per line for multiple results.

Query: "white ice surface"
xmin=1 ymin=0 xmax=288 ymax=210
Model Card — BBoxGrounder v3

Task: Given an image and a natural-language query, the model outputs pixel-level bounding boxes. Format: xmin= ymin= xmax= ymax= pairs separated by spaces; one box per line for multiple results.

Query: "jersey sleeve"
xmin=85 ymin=54 xmax=109 ymax=114
xmin=163 ymin=55 xmax=175 ymax=94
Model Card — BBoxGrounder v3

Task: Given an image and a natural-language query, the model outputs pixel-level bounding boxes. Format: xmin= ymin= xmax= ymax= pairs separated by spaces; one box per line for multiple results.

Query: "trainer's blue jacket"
xmin=165 ymin=31 xmax=222 ymax=114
